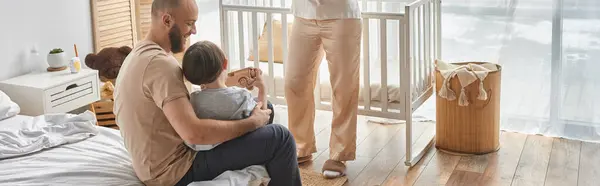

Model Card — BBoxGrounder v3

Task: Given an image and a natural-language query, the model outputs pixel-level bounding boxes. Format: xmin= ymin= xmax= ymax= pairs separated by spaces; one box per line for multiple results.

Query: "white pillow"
xmin=0 ymin=90 xmax=20 ymax=120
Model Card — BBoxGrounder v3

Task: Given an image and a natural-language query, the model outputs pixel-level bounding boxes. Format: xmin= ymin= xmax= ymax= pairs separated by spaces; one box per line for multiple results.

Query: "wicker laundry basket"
xmin=435 ymin=61 xmax=502 ymax=155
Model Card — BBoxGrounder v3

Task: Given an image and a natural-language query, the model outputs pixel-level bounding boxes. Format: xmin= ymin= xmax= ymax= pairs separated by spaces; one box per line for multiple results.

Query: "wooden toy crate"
xmin=90 ymin=100 xmax=118 ymax=130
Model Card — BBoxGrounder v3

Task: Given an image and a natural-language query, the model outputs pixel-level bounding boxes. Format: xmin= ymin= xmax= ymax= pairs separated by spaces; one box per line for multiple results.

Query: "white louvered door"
xmin=135 ymin=0 xmax=153 ymax=40
xmin=90 ymin=0 xmax=139 ymax=52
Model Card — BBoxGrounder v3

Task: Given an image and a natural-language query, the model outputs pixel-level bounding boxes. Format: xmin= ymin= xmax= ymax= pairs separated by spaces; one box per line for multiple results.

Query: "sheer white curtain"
xmin=439 ymin=0 xmax=600 ymax=142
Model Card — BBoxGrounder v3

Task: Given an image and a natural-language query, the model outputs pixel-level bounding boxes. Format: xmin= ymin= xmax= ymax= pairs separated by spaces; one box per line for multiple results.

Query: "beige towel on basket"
xmin=436 ymin=61 xmax=498 ymax=106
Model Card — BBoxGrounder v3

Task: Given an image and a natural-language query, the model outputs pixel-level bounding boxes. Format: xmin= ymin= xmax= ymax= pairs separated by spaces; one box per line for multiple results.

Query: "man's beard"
xmin=168 ymin=24 xmax=184 ymax=53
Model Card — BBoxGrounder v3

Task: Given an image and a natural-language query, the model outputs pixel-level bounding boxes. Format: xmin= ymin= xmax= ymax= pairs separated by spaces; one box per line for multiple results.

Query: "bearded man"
xmin=113 ymin=0 xmax=301 ymax=185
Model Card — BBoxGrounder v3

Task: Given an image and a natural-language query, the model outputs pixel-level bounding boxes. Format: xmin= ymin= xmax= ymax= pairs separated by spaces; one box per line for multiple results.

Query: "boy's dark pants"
xmin=266 ymin=100 xmax=274 ymax=124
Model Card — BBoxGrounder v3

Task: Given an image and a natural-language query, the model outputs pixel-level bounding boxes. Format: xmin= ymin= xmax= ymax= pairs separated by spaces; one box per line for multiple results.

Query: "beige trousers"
xmin=285 ymin=17 xmax=362 ymax=161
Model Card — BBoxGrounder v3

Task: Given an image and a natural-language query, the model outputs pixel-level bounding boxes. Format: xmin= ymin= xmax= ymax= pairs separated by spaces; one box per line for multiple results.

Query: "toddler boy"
xmin=181 ymin=40 xmax=273 ymax=151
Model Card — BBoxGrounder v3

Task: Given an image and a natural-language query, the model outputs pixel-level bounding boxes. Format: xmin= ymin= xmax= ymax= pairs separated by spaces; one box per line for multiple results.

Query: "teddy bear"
xmin=85 ymin=46 xmax=132 ymax=83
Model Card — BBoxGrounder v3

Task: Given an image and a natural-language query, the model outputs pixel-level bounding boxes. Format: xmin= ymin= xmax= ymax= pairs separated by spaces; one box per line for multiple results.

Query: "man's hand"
xmin=249 ymin=102 xmax=272 ymax=126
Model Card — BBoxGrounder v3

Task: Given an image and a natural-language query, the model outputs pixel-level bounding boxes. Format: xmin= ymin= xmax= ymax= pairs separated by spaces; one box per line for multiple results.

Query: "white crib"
xmin=219 ymin=0 xmax=441 ymax=166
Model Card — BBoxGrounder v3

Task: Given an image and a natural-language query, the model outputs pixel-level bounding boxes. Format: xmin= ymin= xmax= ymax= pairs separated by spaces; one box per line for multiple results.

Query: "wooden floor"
xmin=272 ymin=106 xmax=600 ymax=186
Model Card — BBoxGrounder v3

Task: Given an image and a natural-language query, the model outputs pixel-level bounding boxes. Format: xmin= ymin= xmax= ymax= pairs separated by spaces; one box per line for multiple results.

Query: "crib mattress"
xmin=232 ymin=60 xmax=419 ymax=103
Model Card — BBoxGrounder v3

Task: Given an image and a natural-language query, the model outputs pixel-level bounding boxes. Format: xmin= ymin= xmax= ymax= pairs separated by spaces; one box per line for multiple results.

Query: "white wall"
xmin=190 ymin=0 xmax=222 ymax=45
xmin=0 ymin=0 xmax=94 ymax=81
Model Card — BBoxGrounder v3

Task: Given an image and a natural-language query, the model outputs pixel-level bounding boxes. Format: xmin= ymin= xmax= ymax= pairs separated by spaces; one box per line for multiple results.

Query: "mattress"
xmin=0 ymin=115 xmax=143 ymax=186
xmin=229 ymin=59 xmax=422 ymax=104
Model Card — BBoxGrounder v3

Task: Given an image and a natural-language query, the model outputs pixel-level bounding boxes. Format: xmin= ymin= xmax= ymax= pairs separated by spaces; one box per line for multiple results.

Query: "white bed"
xmin=0 ymin=90 xmax=269 ymax=186
xmin=0 ymin=114 xmax=144 ymax=186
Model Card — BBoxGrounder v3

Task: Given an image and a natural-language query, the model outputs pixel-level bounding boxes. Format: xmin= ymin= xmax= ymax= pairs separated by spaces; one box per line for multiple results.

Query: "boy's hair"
xmin=182 ymin=41 xmax=226 ymax=85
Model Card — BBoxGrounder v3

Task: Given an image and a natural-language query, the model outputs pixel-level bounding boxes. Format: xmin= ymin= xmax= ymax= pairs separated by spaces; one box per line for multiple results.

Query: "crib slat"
xmin=380 ymin=19 xmax=388 ymax=112
xmin=406 ymin=13 xmax=412 ymax=107
xmin=282 ymin=14 xmax=288 ymax=76
xmin=362 ymin=18 xmax=371 ymax=110
xmin=267 ymin=13 xmax=276 ymax=98
xmin=252 ymin=11 xmax=259 ymax=68
xmin=421 ymin=6 xmax=427 ymax=93
xmin=399 ymin=21 xmax=406 ymax=116
xmin=238 ymin=11 xmax=245 ymax=70
xmin=246 ymin=10 xmax=253 ymax=68
xmin=417 ymin=7 xmax=424 ymax=99
xmin=403 ymin=5 xmax=414 ymax=165
xmin=413 ymin=8 xmax=418 ymax=99
xmin=222 ymin=10 xmax=230 ymax=70
xmin=424 ymin=3 xmax=431 ymax=88
xmin=410 ymin=9 xmax=419 ymax=102
xmin=416 ymin=7 xmax=421 ymax=92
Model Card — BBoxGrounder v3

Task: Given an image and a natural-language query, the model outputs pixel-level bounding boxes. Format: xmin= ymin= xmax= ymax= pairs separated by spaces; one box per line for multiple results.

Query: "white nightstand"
xmin=0 ymin=69 xmax=101 ymax=116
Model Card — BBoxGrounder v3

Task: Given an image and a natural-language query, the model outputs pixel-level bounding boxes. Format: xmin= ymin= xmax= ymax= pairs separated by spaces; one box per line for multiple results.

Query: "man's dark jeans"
xmin=175 ymin=101 xmax=300 ymax=186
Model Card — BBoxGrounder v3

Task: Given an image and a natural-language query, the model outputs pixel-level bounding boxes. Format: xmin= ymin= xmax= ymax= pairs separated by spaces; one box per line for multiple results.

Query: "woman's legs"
xmin=320 ymin=18 xmax=362 ymax=177
xmin=175 ymin=124 xmax=301 ymax=186
xmin=285 ymin=16 xmax=325 ymax=159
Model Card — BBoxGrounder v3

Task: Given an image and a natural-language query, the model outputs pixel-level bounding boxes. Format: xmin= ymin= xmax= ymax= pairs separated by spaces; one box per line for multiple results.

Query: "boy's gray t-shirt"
xmin=186 ymin=87 xmax=256 ymax=151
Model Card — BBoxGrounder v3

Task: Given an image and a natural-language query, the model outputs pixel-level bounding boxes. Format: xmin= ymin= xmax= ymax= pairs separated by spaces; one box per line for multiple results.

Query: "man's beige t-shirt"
xmin=114 ymin=40 xmax=196 ymax=186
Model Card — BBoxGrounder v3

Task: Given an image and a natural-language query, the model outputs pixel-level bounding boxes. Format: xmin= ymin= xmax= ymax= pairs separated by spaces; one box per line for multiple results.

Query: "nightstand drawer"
xmin=0 ymin=69 xmax=101 ymax=116
xmin=44 ymin=74 xmax=99 ymax=113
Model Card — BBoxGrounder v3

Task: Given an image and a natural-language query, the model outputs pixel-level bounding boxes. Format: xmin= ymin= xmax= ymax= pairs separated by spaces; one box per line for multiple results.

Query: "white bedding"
xmin=0 ymin=90 xmax=19 ymax=121
xmin=0 ymin=114 xmax=143 ymax=186
xmin=0 ymin=113 xmax=269 ymax=186
xmin=0 ymin=111 xmax=99 ymax=160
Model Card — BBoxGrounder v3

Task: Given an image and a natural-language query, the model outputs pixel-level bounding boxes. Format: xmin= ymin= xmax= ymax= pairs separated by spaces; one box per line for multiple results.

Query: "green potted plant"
xmin=47 ymin=48 xmax=67 ymax=68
